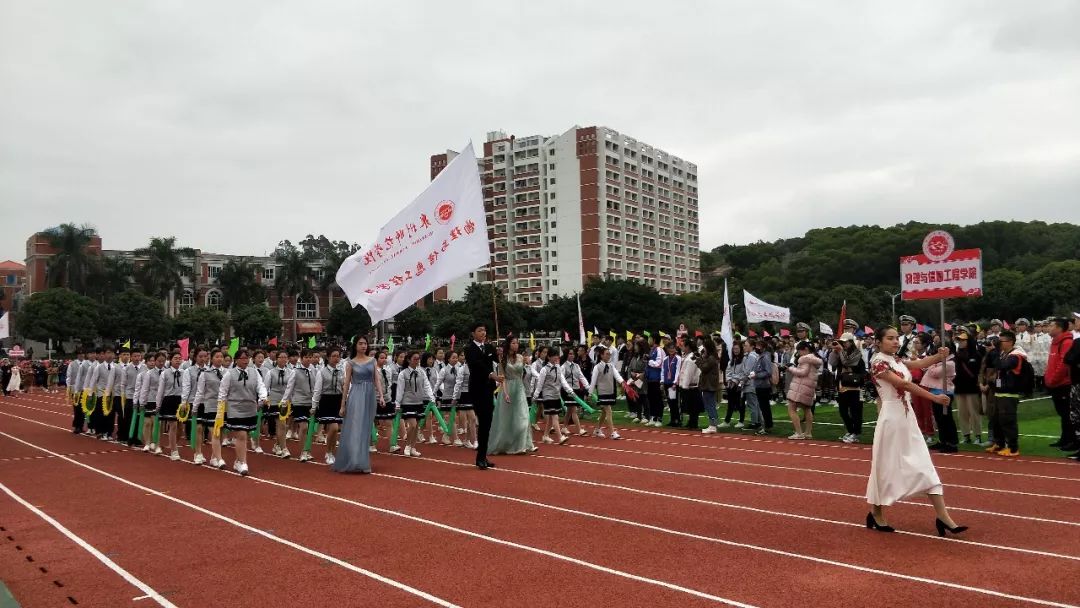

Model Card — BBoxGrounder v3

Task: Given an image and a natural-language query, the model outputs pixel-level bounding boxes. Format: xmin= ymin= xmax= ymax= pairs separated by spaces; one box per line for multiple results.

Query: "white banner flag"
xmin=577 ymin=295 xmax=586 ymax=344
xmin=0 ymin=312 xmax=8 ymax=340
xmin=719 ymin=280 xmax=734 ymax=352
xmin=336 ymin=143 xmax=490 ymax=323
xmin=819 ymin=322 xmax=834 ymax=336
xmin=743 ymin=290 xmax=791 ymax=324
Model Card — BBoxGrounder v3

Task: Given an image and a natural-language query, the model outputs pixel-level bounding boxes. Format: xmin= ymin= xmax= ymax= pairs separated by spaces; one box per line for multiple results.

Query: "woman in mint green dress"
xmin=488 ymin=337 xmax=536 ymax=456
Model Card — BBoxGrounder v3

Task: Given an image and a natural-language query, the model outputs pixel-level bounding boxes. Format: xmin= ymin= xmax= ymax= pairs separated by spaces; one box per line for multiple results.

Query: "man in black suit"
xmin=464 ymin=323 xmax=500 ymax=469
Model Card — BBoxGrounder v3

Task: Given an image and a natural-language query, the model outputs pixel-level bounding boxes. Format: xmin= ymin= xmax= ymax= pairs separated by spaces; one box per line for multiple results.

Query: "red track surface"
xmin=2 ymin=392 xmax=1079 ymax=608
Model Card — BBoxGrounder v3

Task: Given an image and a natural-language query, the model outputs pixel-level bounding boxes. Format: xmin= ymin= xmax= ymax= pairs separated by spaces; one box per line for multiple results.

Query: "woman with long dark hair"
xmin=696 ymin=337 xmax=722 ymax=433
xmin=334 ymin=336 xmax=384 ymax=472
xmin=722 ymin=342 xmax=746 ymax=428
xmin=626 ymin=340 xmax=648 ymax=423
xmin=489 ymin=336 xmax=536 ymax=455
xmin=865 ymin=327 xmax=966 ymax=536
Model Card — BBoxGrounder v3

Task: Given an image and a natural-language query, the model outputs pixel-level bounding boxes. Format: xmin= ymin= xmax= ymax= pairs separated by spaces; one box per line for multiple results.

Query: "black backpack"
xmin=1014 ymin=356 xmax=1035 ymax=398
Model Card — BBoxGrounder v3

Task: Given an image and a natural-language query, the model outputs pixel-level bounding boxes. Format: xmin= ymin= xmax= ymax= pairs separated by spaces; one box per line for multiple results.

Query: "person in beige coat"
xmin=785 ymin=341 xmax=822 ymax=439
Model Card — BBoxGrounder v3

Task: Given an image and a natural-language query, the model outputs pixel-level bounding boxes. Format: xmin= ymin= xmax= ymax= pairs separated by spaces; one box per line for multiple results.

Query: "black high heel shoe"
xmin=866 ymin=512 xmax=895 ymax=533
xmin=935 ymin=519 xmax=968 ymax=537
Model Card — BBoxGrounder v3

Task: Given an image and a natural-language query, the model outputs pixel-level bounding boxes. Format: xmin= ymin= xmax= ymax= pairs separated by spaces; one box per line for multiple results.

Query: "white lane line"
xmin=360 ymin=462 xmax=1079 ymax=607
xmin=532 ymin=453 xmax=1080 ymax=528
xmin=0 ymin=482 xmax=178 ymax=608
xmin=0 ymin=430 xmax=459 ymax=608
xmin=613 ymin=434 xmax=1080 ymax=483
xmin=569 ymin=443 xmax=1080 ymax=501
xmin=0 ymin=417 xmax=759 ymax=608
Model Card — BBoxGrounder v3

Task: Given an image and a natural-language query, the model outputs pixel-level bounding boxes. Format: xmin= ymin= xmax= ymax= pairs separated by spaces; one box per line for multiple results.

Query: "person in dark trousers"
xmin=464 ymin=323 xmax=499 ymax=470
xmin=644 ymin=334 xmax=665 ymax=426
xmin=830 ymin=333 xmax=867 ymax=443
xmin=751 ymin=340 xmax=775 ymax=433
xmin=662 ymin=341 xmax=682 ymax=427
xmin=1044 ymin=318 xmax=1075 ymax=452
xmin=989 ymin=331 xmax=1026 ymax=457
xmin=1064 ymin=313 xmax=1080 ymax=461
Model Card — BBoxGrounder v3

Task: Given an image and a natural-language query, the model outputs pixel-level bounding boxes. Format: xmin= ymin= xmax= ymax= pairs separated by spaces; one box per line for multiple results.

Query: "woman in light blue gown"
xmin=334 ymin=336 xmax=384 ymax=473
xmin=488 ymin=337 xmax=536 ymax=456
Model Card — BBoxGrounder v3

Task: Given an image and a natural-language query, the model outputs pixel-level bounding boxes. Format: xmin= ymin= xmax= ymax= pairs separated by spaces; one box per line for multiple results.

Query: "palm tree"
xmin=88 ymin=256 xmax=134 ymax=302
xmin=273 ymin=242 xmax=315 ymax=340
xmin=217 ymin=258 xmax=265 ymax=312
xmin=134 ymin=237 xmax=197 ymax=312
xmin=44 ymin=223 xmax=97 ymax=294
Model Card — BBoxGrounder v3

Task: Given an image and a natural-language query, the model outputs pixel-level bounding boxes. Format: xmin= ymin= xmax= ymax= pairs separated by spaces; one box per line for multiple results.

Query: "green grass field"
xmin=606 ymin=395 xmax=1072 ymax=459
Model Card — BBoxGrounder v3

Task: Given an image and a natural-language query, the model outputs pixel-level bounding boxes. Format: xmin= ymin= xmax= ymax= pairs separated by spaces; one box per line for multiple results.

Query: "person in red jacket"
xmin=1045 ymin=317 xmax=1075 ymax=452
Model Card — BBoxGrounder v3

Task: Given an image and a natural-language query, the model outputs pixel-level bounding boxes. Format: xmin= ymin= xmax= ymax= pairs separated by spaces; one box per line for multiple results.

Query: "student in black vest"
xmin=464 ymin=323 xmax=500 ymax=470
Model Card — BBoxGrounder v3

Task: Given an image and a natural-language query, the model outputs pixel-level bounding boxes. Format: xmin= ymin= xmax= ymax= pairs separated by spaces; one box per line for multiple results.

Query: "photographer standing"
xmin=830 ymin=333 xmax=867 ymax=443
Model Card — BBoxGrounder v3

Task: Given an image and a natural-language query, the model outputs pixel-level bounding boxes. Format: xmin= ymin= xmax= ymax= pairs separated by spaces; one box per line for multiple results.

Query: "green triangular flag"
xmin=307 ymin=335 xmax=316 ymax=348
xmin=227 ymin=337 xmax=240 ymax=357
xmin=424 ymin=334 xmax=431 ymax=351
xmin=386 ymin=336 xmax=395 ymax=354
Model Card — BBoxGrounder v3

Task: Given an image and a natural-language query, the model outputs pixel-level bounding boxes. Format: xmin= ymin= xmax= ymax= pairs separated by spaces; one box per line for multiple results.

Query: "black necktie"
xmin=238 ymin=370 xmax=249 ymax=385
xmin=173 ymin=370 xmax=181 ymax=387
xmin=215 ymin=368 xmax=222 ymax=380
xmin=278 ymin=369 xmax=285 ymax=385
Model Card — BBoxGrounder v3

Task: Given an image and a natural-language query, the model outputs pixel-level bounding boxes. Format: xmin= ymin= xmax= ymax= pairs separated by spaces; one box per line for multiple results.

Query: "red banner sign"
xmin=900 ymin=248 xmax=983 ymax=300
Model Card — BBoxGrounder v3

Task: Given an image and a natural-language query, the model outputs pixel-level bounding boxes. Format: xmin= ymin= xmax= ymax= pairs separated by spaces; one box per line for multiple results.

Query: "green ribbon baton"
xmin=370 ymin=422 xmax=378 ymax=444
xmin=390 ymin=409 xmax=402 ymax=447
xmin=250 ymin=406 xmax=264 ymax=444
xmin=135 ymin=407 xmax=146 ymax=441
xmin=128 ymin=405 xmax=140 ymax=440
xmin=151 ymin=413 xmax=161 ymax=445
xmin=189 ymin=413 xmax=198 ymax=450
xmin=424 ymin=402 xmax=450 ymax=435
xmin=528 ymin=401 xmax=538 ymax=425
xmin=569 ymin=392 xmax=596 ymax=415
xmin=302 ymin=414 xmax=318 ymax=454
xmin=450 ymin=405 xmax=457 ymax=436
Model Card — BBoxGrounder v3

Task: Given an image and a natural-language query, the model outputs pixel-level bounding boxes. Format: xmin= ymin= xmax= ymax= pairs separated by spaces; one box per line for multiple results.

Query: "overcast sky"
xmin=2 ymin=1 xmax=1079 ymax=263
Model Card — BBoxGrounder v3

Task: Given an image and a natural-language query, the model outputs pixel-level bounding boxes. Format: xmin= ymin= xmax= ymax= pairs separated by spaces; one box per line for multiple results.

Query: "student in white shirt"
xmin=589 ymin=348 xmax=627 ymax=439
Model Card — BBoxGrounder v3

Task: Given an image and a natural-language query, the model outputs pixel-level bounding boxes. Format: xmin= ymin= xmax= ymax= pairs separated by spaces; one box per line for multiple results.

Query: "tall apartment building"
xmin=430 ymin=125 xmax=701 ymax=306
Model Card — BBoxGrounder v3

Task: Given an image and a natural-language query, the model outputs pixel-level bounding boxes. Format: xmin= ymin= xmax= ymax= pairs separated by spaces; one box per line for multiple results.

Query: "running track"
xmin=1 ymin=393 xmax=1078 ymax=608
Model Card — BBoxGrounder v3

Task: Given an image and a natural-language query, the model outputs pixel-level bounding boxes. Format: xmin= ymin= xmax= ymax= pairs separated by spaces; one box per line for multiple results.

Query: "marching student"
xmin=420 ymin=352 xmax=440 ymax=444
xmin=118 ymin=349 xmax=144 ymax=445
xmin=435 ymin=351 xmax=461 ymax=445
xmin=244 ymin=352 xmax=267 ymax=453
xmin=281 ymin=349 xmax=317 ymax=462
xmin=262 ymin=350 xmax=293 ymax=458
xmin=262 ymin=349 xmax=277 ymax=373
xmin=528 ymin=346 xmax=548 ymax=431
xmin=533 ymin=348 xmax=569 ymax=445
xmin=68 ymin=350 xmax=86 ymax=433
xmin=312 ymin=348 xmax=345 ymax=465
xmin=192 ymin=349 xmax=227 ymax=467
xmin=560 ymin=348 xmax=589 ymax=436
xmin=216 ymin=349 xmax=268 ymax=476
xmin=451 ymin=359 xmax=477 ymax=448
xmin=138 ymin=352 xmax=165 ymax=454
xmin=87 ymin=348 xmax=117 ymax=440
xmin=183 ymin=348 xmax=208 ymax=447
xmin=375 ymin=350 xmax=398 ymax=453
xmin=74 ymin=350 xmax=99 ymax=434
xmin=156 ymin=351 xmax=187 ymax=461
xmin=396 ymin=351 xmax=436 ymax=457
xmin=589 ymin=348 xmax=626 ymax=439
xmin=390 ymin=350 xmax=408 ymax=449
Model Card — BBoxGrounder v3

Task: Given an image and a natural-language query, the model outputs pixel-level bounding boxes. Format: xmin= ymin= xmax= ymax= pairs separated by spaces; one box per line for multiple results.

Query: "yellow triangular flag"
xmin=122 ymin=339 xmax=131 ymax=348
xmin=587 ymin=330 xmax=593 ymax=344
xmin=609 ymin=330 xmax=617 ymax=340
xmin=529 ymin=333 xmax=536 ymax=351
xmin=625 ymin=330 xmax=634 ymax=342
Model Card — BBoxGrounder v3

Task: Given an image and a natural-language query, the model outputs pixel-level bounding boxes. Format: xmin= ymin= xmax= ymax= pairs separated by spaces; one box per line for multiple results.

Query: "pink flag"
xmin=916 ymin=323 xmax=925 ymax=333
xmin=944 ymin=322 xmax=952 ymax=331
xmin=178 ymin=338 xmax=190 ymax=361
xmin=748 ymin=330 xmax=757 ymax=337
xmin=780 ymin=329 xmax=791 ymax=337
xmin=564 ymin=330 xmax=570 ymax=343
xmin=762 ymin=331 xmax=771 ymax=338
xmin=1003 ymin=320 xmax=1011 ymax=330
xmin=450 ymin=334 xmax=456 ymax=350
xmin=864 ymin=325 xmax=874 ymax=335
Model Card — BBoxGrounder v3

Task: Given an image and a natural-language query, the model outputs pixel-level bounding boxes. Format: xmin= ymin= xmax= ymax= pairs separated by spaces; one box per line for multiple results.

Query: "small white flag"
xmin=819 ymin=322 xmax=834 ymax=336
xmin=576 ymin=295 xmax=586 ymax=344
xmin=336 ymin=143 xmax=490 ymax=323
xmin=0 ymin=312 xmax=9 ymax=340
xmin=743 ymin=290 xmax=791 ymax=324
xmin=720 ymin=279 xmax=734 ymax=352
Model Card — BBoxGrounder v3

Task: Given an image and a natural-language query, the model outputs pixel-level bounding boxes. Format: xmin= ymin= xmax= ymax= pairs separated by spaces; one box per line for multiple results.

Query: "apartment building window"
xmin=296 ymin=294 xmax=317 ymax=319
xmin=208 ymin=265 xmax=222 ymax=279
xmin=179 ymin=290 xmax=195 ymax=310
xmin=607 ymin=229 xmax=620 ymax=239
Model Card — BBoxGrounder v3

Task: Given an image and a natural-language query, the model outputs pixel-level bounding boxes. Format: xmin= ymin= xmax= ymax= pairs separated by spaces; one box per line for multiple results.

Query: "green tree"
xmin=16 ymin=288 xmax=99 ymax=344
xmin=134 ymin=237 xmax=197 ymax=300
xmin=217 ymin=258 xmax=266 ymax=312
xmin=231 ymin=304 xmax=281 ymax=342
xmin=97 ymin=289 xmax=172 ymax=342
xmin=393 ymin=305 xmax=432 ymax=342
xmin=326 ymin=299 xmax=372 ymax=341
xmin=299 ymin=234 xmax=360 ymax=292
xmin=273 ymin=241 xmax=315 ymax=338
xmin=1023 ymin=260 xmax=1080 ymax=317
xmin=429 ymin=301 xmax=475 ymax=340
xmin=43 ymin=223 xmax=98 ymax=294
xmin=88 ymin=256 xmax=134 ymax=303
xmin=172 ymin=306 xmax=228 ymax=344
xmin=579 ymin=277 xmax=669 ymax=333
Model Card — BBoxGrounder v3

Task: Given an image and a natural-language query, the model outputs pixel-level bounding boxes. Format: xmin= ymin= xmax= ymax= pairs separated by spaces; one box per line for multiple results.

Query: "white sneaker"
xmin=279 ymin=447 xmax=291 ymax=459
xmin=416 ymin=433 xmax=426 ymax=443
xmin=531 ymin=423 xmax=541 ymax=431
xmin=611 ymin=431 xmax=621 ymax=440
xmin=169 ymin=450 xmax=180 ymax=461
xmin=453 ymin=438 xmax=464 ymax=447
xmin=253 ymin=445 xmax=263 ymax=454
xmin=222 ymin=438 xmax=233 ymax=447
xmin=411 ymin=446 xmax=422 ymax=457
xmin=152 ymin=446 xmax=163 ymax=455
xmin=427 ymin=436 xmax=437 ymax=445
xmin=467 ymin=441 xmax=477 ymax=449
xmin=235 ymin=461 xmax=249 ymax=476
xmin=272 ymin=445 xmax=282 ymax=456
xmin=325 ymin=454 xmax=335 ymax=465
xmin=702 ymin=426 xmax=717 ymax=434
xmin=734 ymin=422 xmax=745 ymax=429
xmin=286 ymin=430 xmax=295 ymax=440
xmin=543 ymin=436 xmax=554 ymax=444
xmin=390 ymin=444 xmax=401 ymax=453
xmin=717 ymin=422 xmax=730 ymax=429
xmin=577 ymin=429 xmax=589 ymax=436
xmin=788 ymin=433 xmax=806 ymax=440
xmin=527 ymin=445 xmax=539 ymax=452
xmin=561 ymin=427 xmax=571 ymax=435
xmin=652 ymin=421 xmax=663 ymax=427
xmin=214 ymin=458 xmax=226 ymax=470
xmin=594 ymin=429 xmax=606 ymax=438
xmin=193 ymin=454 xmax=206 ymax=465
xmin=369 ymin=445 xmax=377 ymax=453
xmin=299 ymin=452 xmax=312 ymax=462
xmin=440 ymin=435 xmax=451 ymax=445
xmin=559 ymin=435 xmax=569 ymax=445
xmin=142 ymin=444 xmax=151 ymax=452
xmin=628 ymin=415 xmax=639 ymax=422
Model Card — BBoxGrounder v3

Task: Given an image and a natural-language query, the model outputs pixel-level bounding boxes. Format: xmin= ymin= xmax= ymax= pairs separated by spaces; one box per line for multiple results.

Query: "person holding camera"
xmin=830 ymin=333 xmax=867 ymax=443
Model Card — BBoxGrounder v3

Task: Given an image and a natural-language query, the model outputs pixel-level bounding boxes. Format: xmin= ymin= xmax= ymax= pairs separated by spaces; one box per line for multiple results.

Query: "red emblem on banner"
xmin=436 ymin=200 xmax=455 ymax=225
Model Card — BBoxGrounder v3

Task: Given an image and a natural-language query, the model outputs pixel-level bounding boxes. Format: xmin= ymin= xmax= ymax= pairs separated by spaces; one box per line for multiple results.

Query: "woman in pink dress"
xmin=865 ymin=327 xmax=968 ymax=537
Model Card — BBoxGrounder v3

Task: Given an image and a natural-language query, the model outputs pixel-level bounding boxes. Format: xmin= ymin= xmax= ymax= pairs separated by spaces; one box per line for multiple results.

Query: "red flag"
xmin=564 ymin=330 xmax=570 ymax=342
xmin=838 ymin=300 xmax=847 ymax=337
xmin=1002 ymin=320 xmax=1011 ymax=330
xmin=780 ymin=329 xmax=791 ymax=337
xmin=863 ymin=325 xmax=874 ymax=335
xmin=694 ymin=330 xmax=704 ymax=337
xmin=748 ymin=330 xmax=757 ymax=337
xmin=917 ymin=323 xmax=925 ymax=332
xmin=177 ymin=338 xmax=190 ymax=361
xmin=763 ymin=331 xmax=771 ymax=338
xmin=268 ymin=336 xmax=278 ymax=347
